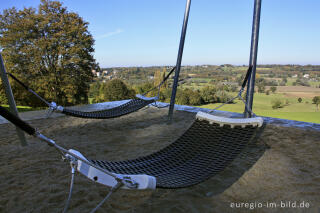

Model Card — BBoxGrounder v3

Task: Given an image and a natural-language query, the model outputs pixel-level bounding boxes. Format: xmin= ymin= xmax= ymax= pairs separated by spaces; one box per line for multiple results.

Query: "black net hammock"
xmin=88 ymin=112 xmax=263 ymax=188
xmin=59 ymin=95 xmax=156 ymax=119
xmin=7 ymin=67 xmax=175 ymax=119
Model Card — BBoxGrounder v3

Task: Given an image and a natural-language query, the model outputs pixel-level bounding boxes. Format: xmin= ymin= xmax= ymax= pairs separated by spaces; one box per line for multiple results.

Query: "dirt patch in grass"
xmin=282 ymin=92 xmax=320 ymax=98
xmin=274 ymin=86 xmax=320 ymax=93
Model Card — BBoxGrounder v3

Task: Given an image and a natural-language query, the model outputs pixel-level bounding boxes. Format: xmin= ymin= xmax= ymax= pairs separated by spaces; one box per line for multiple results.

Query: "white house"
xmin=303 ymin=74 xmax=310 ymax=78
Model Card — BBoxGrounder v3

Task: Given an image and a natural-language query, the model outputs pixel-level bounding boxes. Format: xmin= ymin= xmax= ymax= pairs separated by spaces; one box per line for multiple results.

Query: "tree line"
xmin=89 ymin=70 xmax=235 ymax=106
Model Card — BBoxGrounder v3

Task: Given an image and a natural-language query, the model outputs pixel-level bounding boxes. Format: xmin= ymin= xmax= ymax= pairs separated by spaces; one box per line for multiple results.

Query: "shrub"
xmin=266 ymin=90 xmax=270 ymax=95
xmin=312 ymin=96 xmax=320 ymax=111
xmin=270 ymin=86 xmax=277 ymax=93
xmin=271 ymin=99 xmax=284 ymax=109
xmin=298 ymin=97 xmax=302 ymax=103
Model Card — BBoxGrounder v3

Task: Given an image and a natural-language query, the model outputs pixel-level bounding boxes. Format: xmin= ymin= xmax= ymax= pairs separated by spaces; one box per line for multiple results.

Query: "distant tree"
xmin=258 ymin=85 xmax=265 ymax=93
xmin=312 ymin=96 xmax=320 ymax=111
xmin=159 ymin=88 xmax=172 ymax=102
xmin=229 ymin=85 xmax=238 ymax=93
xmin=153 ymin=70 xmax=162 ymax=87
xmin=186 ymin=89 xmax=202 ymax=105
xmin=88 ymin=81 xmax=101 ymax=103
xmin=161 ymin=68 xmax=168 ymax=89
xmin=152 ymin=68 xmax=168 ymax=95
xmin=256 ymin=77 xmax=266 ymax=86
xmin=215 ymin=90 xmax=234 ymax=103
xmin=298 ymin=97 xmax=302 ymax=103
xmin=134 ymin=82 xmax=153 ymax=96
xmin=97 ymin=79 xmax=135 ymax=102
xmin=0 ymin=0 xmax=97 ymax=106
xmin=295 ymin=79 xmax=310 ymax=87
xmin=270 ymin=86 xmax=277 ymax=93
xmin=176 ymin=90 xmax=189 ymax=105
xmin=282 ymin=77 xmax=288 ymax=84
xmin=200 ymin=86 xmax=217 ymax=104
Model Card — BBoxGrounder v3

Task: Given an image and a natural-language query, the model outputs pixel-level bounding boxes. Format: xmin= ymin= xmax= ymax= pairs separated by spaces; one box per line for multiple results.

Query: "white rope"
xmin=62 ymin=165 xmax=76 ymax=213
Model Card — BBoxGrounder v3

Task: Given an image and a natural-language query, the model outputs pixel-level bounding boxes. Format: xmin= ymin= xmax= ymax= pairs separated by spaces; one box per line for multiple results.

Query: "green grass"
xmin=198 ymin=93 xmax=320 ymax=123
xmin=0 ymin=105 xmax=36 ymax=112
xmin=88 ymin=98 xmax=94 ymax=104
xmin=286 ymin=78 xmax=295 ymax=86
xmin=257 ymin=112 xmax=320 ymax=123
xmin=181 ymin=82 xmax=210 ymax=90
xmin=309 ymin=81 xmax=320 ymax=88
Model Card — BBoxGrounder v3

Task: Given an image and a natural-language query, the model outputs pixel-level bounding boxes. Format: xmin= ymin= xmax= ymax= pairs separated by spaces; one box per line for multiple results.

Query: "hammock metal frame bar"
xmin=0 ymin=54 xmax=27 ymax=146
xmin=245 ymin=0 xmax=262 ymax=118
xmin=168 ymin=0 xmax=191 ymax=120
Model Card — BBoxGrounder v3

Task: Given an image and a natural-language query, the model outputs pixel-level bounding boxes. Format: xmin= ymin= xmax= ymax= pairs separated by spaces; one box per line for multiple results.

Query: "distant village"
xmin=91 ymin=69 xmax=115 ymax=82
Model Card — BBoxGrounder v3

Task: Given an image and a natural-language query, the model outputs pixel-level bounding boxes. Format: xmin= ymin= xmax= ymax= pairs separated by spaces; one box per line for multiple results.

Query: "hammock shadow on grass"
xmin=202 ymin=135 xmax=269 ymax=196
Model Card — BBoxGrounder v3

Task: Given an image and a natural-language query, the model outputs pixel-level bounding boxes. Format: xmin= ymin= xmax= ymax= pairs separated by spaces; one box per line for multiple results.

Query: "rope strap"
xmin=210 ymin=66 xmax=255 ymax=116
xmin=89 ymin=182 xmax=123 ymax=213
xmin=0 ymin=106 xmax=36 ymax=135
xmin=241 ymin=65 xmax=253 ymax=90
xmin=62 ymin=163 xmax=76 ymax=213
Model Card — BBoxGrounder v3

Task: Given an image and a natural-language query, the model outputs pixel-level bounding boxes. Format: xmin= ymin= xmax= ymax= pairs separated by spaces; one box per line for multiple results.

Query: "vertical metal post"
xmin=244 ymin=0 xmax=262 ymax=118
xmin=0 ymin=53 xmax=28 ymax=146
xmin=168 ymin=0 xmax=191 ymax=120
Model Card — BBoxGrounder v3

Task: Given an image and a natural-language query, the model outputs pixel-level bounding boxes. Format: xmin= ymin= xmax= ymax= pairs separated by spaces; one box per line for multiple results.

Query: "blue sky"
xmin=1 ymin=0 xmax=319 ymax=67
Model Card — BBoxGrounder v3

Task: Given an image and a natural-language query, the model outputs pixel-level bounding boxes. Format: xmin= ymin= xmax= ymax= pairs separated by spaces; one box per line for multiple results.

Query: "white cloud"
xmin=96 ymin=29 xmax=124 ymax=40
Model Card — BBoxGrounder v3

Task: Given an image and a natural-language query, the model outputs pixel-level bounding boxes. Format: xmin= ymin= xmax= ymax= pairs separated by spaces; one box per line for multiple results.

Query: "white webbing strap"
xmin=196 ymin=111 xmax=263 ymax=128
xmin=68 ymin=149 xmax=157 ymax=190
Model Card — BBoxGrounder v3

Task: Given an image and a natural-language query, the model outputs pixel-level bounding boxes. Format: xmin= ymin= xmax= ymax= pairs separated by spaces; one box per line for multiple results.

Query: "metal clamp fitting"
xmin=116 ymin=174 xmax=138 ymax=189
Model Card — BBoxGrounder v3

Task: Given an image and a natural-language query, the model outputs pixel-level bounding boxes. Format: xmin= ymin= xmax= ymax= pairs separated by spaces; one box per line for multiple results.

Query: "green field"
xmin=198 ymin=93 xmax=320 ymax=123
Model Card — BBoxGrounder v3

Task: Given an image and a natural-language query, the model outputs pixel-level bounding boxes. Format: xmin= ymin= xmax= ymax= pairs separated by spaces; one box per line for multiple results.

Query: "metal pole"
xmin=0 ymin=53 xmax=28 ymax=146
xmin=244 ymin=0 xmax=262 ymax=118
xmin=168 ymin=0 xmax=191 ymax=120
